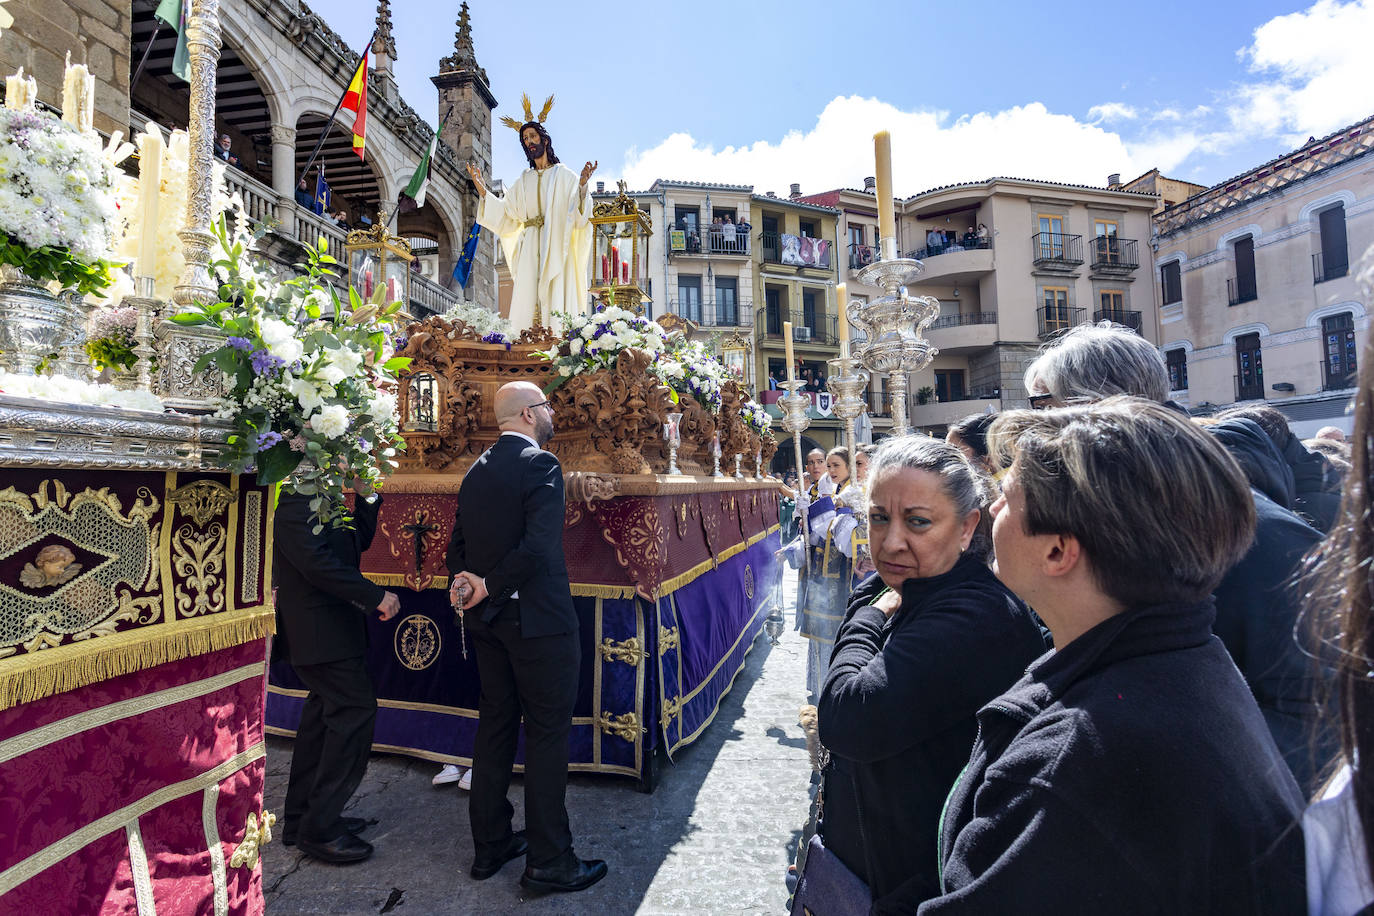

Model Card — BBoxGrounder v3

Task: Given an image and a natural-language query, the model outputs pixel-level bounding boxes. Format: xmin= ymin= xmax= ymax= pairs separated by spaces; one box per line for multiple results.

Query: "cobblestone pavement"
xmin=261 ymin=574 xmax=814 ymax=915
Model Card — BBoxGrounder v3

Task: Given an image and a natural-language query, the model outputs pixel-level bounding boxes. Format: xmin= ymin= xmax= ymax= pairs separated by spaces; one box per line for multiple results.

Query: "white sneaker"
xmin=432 ymin=764 xmax=465 ymax=786
xmin=458 ymin=767 xmax=472 ymax=791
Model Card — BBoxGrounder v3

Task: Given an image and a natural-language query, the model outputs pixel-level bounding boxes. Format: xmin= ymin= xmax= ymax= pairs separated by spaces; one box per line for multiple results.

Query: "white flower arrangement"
xmin=0 ymin=368 xmax=162 ymax=412
xmin=0 ymin=106 xmax=120 ymax=294
xmin=442 ymin=299 xmax=513 ymax=340
xmin=172 ymin=218 xmax=410 ymax=530
xmin=542 ymin=305 xmax=669 ymax=384
xmin=740 ymin=398 xmax=772 ymax=435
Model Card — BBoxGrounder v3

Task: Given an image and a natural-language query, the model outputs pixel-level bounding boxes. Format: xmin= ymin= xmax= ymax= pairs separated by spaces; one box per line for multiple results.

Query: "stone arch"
xmin=1306 ymin=300 xmax=1368 ymax=328
xmin=1215 ymin=223 xmax=1264 ymax=255
xmin=399 ymin=182 xmax=465 ymax=279
xmin=1222 ymin=321 xmax=1272 ymax=347
xmin=1299 ymin=191 xmax=1357 ymax=226
xmin=292 ymin=106 xmax=393 ymax=216
xmin=217 ymin=4 xmax=290 ymax=132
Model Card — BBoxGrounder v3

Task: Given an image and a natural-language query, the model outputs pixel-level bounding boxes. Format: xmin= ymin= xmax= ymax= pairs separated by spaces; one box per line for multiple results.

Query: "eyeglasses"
xmin=1028 ymin=393 xmax=1056 ymax=410
xmin=524 ymin=400 xmax=551 ymax=412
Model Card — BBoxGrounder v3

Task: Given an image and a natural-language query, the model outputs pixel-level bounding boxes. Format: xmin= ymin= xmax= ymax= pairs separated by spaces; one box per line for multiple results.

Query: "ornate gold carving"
xmin=168 ymin=480 xmax=234 ymax=527
xmin=549 ymin=349 xmax=673 ymax=475
xmin=229 ymin=811 xmax=275 ymax=870
xmin=655 ymin=313 xmax=694 ymax=336
xmin=172 ymin=523 xmax=227 ymax=617
xmin=19 ymin=545 xmax=81 ymax=589
xmin=658 ymin=624 xmax=680 ymax=653
xmin=394 ymin=614 xmax=441 ymax=671
xmin=598 ymin=636 xmax=646 ymax=666
xmin=565 ymin=472 xmax=621 ymax=505
xmin=596 ymin=711 xmax=645 ymax=743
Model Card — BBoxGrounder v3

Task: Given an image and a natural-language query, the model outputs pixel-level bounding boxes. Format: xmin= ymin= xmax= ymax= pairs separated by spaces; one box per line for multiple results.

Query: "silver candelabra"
xmin=852 ymin=245 xmax=940 ymax=436
xmin=828 ymin=352 xmax=870 ymax=564
xmin=778 ymin=378 xmax=813 ymax=571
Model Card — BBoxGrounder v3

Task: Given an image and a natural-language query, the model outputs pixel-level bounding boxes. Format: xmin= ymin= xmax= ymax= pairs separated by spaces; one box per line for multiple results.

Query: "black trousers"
xmin=283 ymin=655 xmax=377 ymax=842
xmin=468 ymin=612 xmax=580 ymax=868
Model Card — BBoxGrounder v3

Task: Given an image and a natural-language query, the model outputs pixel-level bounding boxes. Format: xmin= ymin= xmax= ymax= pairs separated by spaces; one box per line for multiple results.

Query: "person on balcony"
xmin=295 ymin=178 xmax=313 ymax=210
xmin=216 ymin=133 xmax=238 ymax=166
xmin=722 ymin=215 xmax=737 ymax=249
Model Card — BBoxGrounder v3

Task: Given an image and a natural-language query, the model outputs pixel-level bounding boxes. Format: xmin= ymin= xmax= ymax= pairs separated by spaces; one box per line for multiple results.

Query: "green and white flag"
xmin=403 ymin=132 xmax=437 ymax=209
xmin=154 ymin=0 xmax=191 ymax=82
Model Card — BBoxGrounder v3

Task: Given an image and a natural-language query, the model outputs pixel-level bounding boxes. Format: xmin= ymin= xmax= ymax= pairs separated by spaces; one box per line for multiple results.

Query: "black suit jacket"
xmin=446 ymin=434 xmax=577 ymax=638
xmin=273 ymin=492 xmax=386 ymax=666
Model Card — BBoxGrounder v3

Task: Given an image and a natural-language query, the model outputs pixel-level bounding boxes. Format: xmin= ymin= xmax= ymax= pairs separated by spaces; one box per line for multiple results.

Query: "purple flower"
xmin=256 ymin=431 xmax=283 ymax=450
xmin=226 ymin=336 xmax=253 ymax=351
xmin=481 ymin=332 xmax=512 ymax=350
xmin=249 ymin=349 xmax=285 ymax=374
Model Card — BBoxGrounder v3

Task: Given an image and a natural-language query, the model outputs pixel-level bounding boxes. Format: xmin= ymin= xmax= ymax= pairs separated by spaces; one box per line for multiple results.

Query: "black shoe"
xmin=470 ymin=830 xmax=528 ymax=880
xmin=297 ymin=833 xmax=373 ymax=864
xmin=520 ymin=857 xmax=608 ymax=893
xmin=282 ymin=816 xmax=369 ymax=847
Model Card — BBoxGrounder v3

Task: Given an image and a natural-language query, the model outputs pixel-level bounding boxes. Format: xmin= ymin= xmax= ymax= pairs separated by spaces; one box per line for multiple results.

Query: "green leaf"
xmin=543 ymin=373 xmax=570 ymax=396
xmin=256 ymin=442 xmax=304 ymax=485
xmin=382 ymin=356 xmax=412 ymax=373
xmin=169 ymin=312 xmax=209 ymax=327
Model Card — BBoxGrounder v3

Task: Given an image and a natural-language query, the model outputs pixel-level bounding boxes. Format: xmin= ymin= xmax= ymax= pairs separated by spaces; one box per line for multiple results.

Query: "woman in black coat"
xmin=816 ymin=437 xmax=1047 ymax=913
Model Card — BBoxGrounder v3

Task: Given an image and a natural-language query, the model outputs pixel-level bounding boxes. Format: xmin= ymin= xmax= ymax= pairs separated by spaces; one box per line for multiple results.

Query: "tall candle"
xmin=5 ymin=68 xmax=36 ymax=111
xmin=783 ymin=320 xmax=796 ymax=375
xmin=135 ymin=126 xmax=164 ymax=281
xmin=836 ymin=282 xmax=849 ymax=356
xmin=622 ymin=261 xmax=629 ymax=283
xmin=601 ymin=254 xmax=609 ymax=281
xmin=61 ymin=54 xmax=95 ymax=133
xmin=874 ymin=131 xmax=896 ymax=254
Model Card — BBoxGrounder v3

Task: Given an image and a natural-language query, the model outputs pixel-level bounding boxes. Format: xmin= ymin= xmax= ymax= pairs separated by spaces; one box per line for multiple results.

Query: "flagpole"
xmin=388 ymin=104 xmax=455 ymax=231
xmin=298 ymin=28 xmax=378 ymax=187
xmin=129 ymin=22 xmax=162 ymax=94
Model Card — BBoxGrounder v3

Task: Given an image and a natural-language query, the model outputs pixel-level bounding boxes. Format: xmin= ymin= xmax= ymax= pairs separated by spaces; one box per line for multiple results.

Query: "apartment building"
xmin=1154 ymin=116 xmax=1374 ymax=436
xmin=895 ymin=178 xmax=1160 ymax=432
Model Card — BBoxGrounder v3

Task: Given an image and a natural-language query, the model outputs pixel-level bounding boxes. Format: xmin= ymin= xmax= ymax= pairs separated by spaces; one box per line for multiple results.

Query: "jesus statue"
xmin=466 ymin=95 xmax=597 ymax=333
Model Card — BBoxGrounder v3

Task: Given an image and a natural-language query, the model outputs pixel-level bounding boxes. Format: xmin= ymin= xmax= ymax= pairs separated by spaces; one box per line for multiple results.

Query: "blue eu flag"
xmin=452 ymin=222 xmax=481 ymax=289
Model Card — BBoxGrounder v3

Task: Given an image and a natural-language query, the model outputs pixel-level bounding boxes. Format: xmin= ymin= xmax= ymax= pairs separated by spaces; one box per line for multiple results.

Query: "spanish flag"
xmin=341 ymin=49 xmax=368 ymax=160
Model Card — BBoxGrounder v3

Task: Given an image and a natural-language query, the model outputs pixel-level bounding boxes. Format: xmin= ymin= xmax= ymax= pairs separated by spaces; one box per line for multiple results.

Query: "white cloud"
xmin=1229 ymin=0 xmax=1374 ymax=140
xmin=622 ymin=97 xmax=1184 ymax=195
xmin=1088 ymin=102 xmax=1138 ymax=123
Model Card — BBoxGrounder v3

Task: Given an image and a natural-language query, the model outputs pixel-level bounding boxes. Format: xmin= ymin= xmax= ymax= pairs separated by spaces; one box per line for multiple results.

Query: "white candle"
xmin=5 ymin=68 xmax=36 ymax=111
xmin=135 ymin=126 xmax=163 ymax=281
xmin=874 ymin=131 xmax=896 ymax=256
xmin=837 ymin=282 xmax=849 ymax=357
xmin=784 ymin=320 xmax=795 ymax=377
xmin=61 ymin=54 xmax=95 ymax=133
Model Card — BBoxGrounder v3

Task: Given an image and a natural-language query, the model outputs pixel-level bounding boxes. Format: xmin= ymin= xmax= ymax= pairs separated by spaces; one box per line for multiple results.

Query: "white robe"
xmin=478 ymin=163 xmax=592 ymax=334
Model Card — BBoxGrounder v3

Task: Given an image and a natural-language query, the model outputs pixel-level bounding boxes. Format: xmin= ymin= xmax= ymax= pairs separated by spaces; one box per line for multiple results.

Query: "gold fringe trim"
xmin=362 ymin=524 xmax=782 ymax=600
xmin=0 ymin=605 xmax=276 ymax=712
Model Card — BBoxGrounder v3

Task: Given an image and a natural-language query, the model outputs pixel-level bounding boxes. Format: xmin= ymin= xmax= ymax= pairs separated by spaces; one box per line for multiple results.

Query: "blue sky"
xmin=334 ymin=0 xmax=1373 ymax=196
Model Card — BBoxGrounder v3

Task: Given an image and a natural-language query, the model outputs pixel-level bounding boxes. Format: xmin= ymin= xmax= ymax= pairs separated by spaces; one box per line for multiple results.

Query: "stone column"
xmin=271 ymin=123 xmax=297 ymax=201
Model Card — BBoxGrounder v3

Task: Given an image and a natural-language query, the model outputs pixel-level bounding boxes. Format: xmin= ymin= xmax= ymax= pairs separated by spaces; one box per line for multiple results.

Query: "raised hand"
xmin=466 ymin=162 xmax=487 ymax=198
xmin=579 ymin=160 xmax=598 ymax=188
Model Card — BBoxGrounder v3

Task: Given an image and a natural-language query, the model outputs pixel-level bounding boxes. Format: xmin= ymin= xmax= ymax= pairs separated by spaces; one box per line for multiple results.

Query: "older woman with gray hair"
xmin=1022 ymin=321 xmax=1169 ymax=408
xmin=919 ymin=397 xmax=1305 ymax=915
xmin=810 ymin=436 xmax=1047 ymax=913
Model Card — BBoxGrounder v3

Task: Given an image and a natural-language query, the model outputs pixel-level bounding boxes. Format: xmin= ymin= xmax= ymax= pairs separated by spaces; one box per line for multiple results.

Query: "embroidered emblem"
xmin=394 ymin=614 xmax=441 ymax=670
xmin=744 ymin=564 xmax=755 ymax=601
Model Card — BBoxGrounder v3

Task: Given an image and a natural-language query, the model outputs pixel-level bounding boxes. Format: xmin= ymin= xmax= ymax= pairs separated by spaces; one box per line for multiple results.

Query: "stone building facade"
xmin=1154 ymin=115 xmax=1374 ymax=436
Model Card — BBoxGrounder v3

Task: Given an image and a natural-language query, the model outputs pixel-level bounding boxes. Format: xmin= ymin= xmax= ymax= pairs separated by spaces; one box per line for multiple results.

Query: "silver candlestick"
xmin=778 ymin=378 xmax=813 ymax=572
xmin=664 ymin=412 xmax=682 ymax=475
xmin=828 ymin=352 xmax=870 ymax=564
xmin=852 ymin=244 xmax=939 ymax=436
xmin=734 ymin=454 xmax=744 ymax=479
xmin=712 ymin=436 xmax=723 ymax=478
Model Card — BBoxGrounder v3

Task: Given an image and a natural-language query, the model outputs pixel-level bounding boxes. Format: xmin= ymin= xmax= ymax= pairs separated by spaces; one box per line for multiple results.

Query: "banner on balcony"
xmin=780 ymin=235 xmax=832 ymax=269
xmin=815 ymin=392 xmax=833 ymax=417
xmin=669 ymin=229 xmax=686 ymax=252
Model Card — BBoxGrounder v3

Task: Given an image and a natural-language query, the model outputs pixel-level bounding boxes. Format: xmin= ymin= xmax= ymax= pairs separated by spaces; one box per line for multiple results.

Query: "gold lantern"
xmin=721 ymin=331 xmax=751 ymax=390
xmin=590 ymin=181 xmax=652 ymax=315
xmin=345 ymin=211 xmax=415 ymax=309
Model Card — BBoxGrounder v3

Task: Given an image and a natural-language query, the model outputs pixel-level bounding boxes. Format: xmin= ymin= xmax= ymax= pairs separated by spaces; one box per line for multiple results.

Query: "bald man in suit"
xmin=446 ymin=381 xmax=607 ymax=894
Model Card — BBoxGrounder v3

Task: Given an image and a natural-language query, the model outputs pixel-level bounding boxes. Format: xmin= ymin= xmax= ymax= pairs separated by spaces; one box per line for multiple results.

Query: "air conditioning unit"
xmin=793 ymin=326 xmax=812 ymax=342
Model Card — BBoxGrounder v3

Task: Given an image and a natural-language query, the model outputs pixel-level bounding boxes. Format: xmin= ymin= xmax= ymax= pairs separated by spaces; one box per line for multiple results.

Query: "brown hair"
xmin=989 ymin=396 xmax=1256 ymax=606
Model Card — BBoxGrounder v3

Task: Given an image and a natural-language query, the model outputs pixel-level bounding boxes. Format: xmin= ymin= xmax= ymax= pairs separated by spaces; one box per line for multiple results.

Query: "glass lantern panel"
xmin=404 ymin=373 xmax=439 ymax=432
xmin=352 ymin=248 xmax=379 ymax=300
xmin=384 ymin=257 xmax=410 ymax=306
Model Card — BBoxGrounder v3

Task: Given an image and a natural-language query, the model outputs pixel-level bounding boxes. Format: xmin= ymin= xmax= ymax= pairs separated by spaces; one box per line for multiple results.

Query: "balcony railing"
xmin=1088 ymin=236 xmax=1140 ymax=271
xmin=848 ymin=243 xmax=882 ymax=270
xmin=1092 ymin=309 xmax=1143 ymax=333
xmin=409 ymin=272 xmax=462 ymax=316
xmin=755 ymin=308 xmax=840 ymax=346
xmin=666 ymin=299 xmax=754 ymax=328
xmin=1227 ymin=277 xmax=1259 ymax=306
xmin=1031 ymin=232 xmax=1084 ymax=267
xmin=1322 ymin=359 xmax=1358 ymax=391
xmin=927 ymin=311 xmax=998 ymax=330
xmin=1313 ymin=252 xmax=1349 ymax=284
xmin=906 ymin=237 xmax=992 ymax=261
xmin=1037 ymin=305 xmax=1085 ymax=340
xmin=674 ymin=227 xmax=752 ymax=256
xmin=1235 ymin=374 xmax=1265 ymax=401
xmin=866 ymin=390 xmax=891 ymax=417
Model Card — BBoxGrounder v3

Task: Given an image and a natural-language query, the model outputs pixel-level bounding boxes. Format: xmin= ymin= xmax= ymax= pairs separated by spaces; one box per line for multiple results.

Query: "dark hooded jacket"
xmin=817 ymin=556 xmax=1047 ymax=914
xmin=919 ymin=599 xmax=1307 ymax=915
xmin=1208 ymin=418 xmax=1331 ymax=794
xmin=1279 ymin=431 xmax=1342 ymax=532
